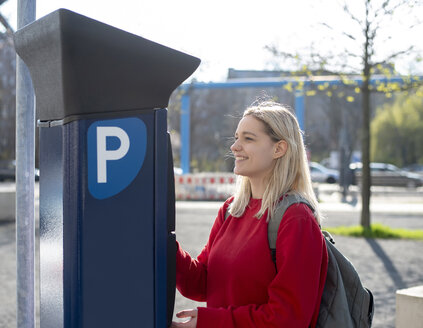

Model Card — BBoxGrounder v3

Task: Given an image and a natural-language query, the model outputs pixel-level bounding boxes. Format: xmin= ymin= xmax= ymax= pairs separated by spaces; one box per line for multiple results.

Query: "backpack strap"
xmin=322 ymin=230 xmax=336 ymax=245
xmin=268 ymin=194 xmax=315 ymax=249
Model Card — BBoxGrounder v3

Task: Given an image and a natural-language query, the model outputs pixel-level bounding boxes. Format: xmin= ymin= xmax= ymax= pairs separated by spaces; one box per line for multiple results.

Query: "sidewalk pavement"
xmin=174 ymin=199 xmax=423 ymax=328
xmin=319 ymin=200 xmax=423 ymax=215
xmin=317 ymin=185 xmax=423 ymax=215
xmin=0 ymin=192 xmax=421 ymax=327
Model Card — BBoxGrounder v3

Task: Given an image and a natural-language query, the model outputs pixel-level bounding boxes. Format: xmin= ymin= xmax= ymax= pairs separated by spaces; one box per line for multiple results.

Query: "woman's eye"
xmin=233 ymin=136 xmax=253 ymax=142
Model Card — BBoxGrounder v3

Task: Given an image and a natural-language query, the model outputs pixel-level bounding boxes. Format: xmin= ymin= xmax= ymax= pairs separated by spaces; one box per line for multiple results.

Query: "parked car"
xmin=349 ymin=162 xmax=423 ymax=187
xmin=402 ymin=164 xmax=423 ymax=177
xmin=309 ymin=162 xmax=339 ymax=184
xmin=0 ymin=160 xmax=40 ymax=182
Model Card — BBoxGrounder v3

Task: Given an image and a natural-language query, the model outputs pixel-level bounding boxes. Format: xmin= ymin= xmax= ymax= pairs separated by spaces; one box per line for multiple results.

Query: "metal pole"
xmin=16 ymin=0 xmax=36 ymax=327
xmin=180 ymin=93 xmax=190 ymax=174
xmin=294 ymin=90 xmax=305 ymax=131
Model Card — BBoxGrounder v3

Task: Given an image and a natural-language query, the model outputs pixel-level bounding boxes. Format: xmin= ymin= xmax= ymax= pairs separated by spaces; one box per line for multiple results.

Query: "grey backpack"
xmin=225 ymin=194 xmax=374 ymax=327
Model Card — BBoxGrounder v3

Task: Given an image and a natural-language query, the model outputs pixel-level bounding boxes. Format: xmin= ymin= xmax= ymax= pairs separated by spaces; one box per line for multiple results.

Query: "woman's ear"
xmin=274 ymin=140 xmax=287 ymax=159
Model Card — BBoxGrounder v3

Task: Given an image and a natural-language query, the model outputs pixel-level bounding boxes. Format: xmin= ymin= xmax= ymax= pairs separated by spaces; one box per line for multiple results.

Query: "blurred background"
xmin=1 ymin=0 xmax=423 ymax=181
xmin=1 ymin=1 xmax=423 ymax=328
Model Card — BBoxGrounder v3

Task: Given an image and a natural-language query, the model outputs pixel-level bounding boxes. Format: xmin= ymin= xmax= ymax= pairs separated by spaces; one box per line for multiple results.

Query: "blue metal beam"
xmin=178 ymin=75 xmax=416 ymax=91
xmin=295 ymin=91 xmax=305 ymax=130
xmin=178 ymin=75 xmax=422 ymax=173
xmin=180 ymin=93 xmax=191 ymax=174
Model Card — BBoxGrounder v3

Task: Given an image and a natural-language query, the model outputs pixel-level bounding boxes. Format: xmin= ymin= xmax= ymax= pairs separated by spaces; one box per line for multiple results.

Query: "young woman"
xmin=172 ymin=101 xmax=328 ymax=328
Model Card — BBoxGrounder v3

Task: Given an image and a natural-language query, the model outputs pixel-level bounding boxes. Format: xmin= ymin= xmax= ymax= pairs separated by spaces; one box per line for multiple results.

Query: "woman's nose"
xmin=230 ymin=139 xmax=240 ymax=152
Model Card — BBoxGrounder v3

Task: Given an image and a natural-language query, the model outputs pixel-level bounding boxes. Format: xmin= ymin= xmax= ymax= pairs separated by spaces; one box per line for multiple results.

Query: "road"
xmin=0 ymin=185 xmax=422 ymax=327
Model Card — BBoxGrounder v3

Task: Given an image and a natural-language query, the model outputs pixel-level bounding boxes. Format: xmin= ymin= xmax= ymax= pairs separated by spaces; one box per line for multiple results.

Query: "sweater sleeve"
xmin=196 ymin=204 xmax=328 ymax=328
xmin=175 ymin=200 xmax=230 ymax=302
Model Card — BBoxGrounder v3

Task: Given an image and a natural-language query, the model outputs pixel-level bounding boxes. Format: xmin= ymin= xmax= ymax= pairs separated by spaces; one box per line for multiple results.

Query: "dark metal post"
xmin=16 ymin=0 xmax=36 ymax=328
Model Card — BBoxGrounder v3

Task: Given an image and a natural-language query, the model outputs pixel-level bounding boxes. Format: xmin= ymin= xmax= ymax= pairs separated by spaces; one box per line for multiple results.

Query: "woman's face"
xmin=230 ymin=115 xmax=279 ymax=181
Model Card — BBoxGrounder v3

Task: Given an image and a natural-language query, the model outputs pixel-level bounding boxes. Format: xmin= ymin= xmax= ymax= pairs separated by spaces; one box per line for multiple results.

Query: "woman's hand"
xmin=171 ymin=309 xmax=198 ymax=328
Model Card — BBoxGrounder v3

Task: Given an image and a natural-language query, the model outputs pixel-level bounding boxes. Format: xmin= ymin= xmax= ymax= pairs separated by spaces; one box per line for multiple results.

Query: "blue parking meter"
xmin=14 ymin=9 xmax=200 ymax=328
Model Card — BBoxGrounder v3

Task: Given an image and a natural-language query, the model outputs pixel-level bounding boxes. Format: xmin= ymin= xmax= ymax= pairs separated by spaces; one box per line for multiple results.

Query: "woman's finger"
xmin=176 ymin=309 xmax=197 ymax=318
xmin=171 ymin=319 xmax=197 ymax=328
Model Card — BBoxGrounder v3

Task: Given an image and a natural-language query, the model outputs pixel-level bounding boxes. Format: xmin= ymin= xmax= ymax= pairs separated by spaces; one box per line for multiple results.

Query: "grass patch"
xmin=324 ymin=223 xmax=423 ymax=240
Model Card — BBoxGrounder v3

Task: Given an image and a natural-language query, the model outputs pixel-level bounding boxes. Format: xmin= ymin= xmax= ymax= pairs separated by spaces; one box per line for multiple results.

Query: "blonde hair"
xmin=229 ymin=101 xmax=322 ymax=225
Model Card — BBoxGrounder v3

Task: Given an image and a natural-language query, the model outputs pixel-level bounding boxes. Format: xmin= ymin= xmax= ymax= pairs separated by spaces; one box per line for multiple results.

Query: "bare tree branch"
xmin=342 ymin=1 xmax=363 ymax=27
xmin=373 ymin=0 xmax=391 ymax=18
xmin=373 ymin=45 xmax=415 ymax=66
xmin=320 ymin=22 xmax=357 ymax=41
xmin=0 ymin=12 xmax=13 ymax=36
xmin=385 ymin=0 xmax=415 ymax=15
xmin=344 ymin=50 xmax=361 ymax=59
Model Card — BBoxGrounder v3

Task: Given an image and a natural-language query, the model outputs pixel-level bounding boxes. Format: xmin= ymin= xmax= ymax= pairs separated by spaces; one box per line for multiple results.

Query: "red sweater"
xmin=176 ymin=197 xmax=328 ymax=328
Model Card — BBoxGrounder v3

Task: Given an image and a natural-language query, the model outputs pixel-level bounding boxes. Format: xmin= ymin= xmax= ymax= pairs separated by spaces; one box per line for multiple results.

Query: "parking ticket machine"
xmin=14 ymin=9 xmax=200 ymax=328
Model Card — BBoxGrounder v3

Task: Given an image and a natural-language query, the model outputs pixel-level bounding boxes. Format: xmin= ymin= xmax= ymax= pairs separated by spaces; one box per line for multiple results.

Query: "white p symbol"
xmin=96 ymin=126 xmax=130 ymax=183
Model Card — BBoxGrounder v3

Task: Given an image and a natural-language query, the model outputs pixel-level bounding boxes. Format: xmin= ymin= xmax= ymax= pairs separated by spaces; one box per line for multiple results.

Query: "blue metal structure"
xmin=295 ymin=90 xmax=305 ymax=131
xmin=178 ymin=75 xmax=417 ymax=174
xmin=180 ymin=94 xmax=191 ymax=175
xmin=14 ymin=9 xmax=199 ymax=328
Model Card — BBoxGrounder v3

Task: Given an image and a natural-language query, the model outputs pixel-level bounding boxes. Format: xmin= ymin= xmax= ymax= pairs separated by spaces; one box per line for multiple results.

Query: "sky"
xmin=1 ymin=0 xmax=422 ymax=82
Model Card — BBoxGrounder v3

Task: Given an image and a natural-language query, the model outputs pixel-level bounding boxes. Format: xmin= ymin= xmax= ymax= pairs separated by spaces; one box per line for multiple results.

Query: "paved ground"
xmin=1 ymin=186 xmax=422 ymax=327
xmin=173 ymin=194 xmax=423 ymax=328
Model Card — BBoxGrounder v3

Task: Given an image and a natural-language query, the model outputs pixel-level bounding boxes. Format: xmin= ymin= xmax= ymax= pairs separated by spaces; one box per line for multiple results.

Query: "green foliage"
xmin=371 ymin=88 xmax=423 ymax=166
xmin=324 ymin=223 xmax=423 ymax=240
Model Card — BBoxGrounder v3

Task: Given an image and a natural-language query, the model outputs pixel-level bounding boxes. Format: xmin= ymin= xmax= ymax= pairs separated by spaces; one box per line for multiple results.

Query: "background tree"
xmin=266 ymin=0 xmax=423 ymax=228
xmin=371 ymin=87 xmax=423 ymax=166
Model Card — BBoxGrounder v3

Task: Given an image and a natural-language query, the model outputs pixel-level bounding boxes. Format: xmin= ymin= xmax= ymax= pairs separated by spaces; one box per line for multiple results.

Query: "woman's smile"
xmin=235 ymin=155 xmax=248 ymax=162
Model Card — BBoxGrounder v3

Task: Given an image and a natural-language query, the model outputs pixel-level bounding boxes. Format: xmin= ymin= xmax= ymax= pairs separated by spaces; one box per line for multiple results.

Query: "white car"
xmin=350 ymin=162 xmax=423 ymax=187
xmin=309 ymin=162 xmax=339 ymax=184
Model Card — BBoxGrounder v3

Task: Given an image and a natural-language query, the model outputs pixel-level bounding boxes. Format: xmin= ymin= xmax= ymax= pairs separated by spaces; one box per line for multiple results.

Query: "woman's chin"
xmin=233 ymin=168 xmax=246 ymax=177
